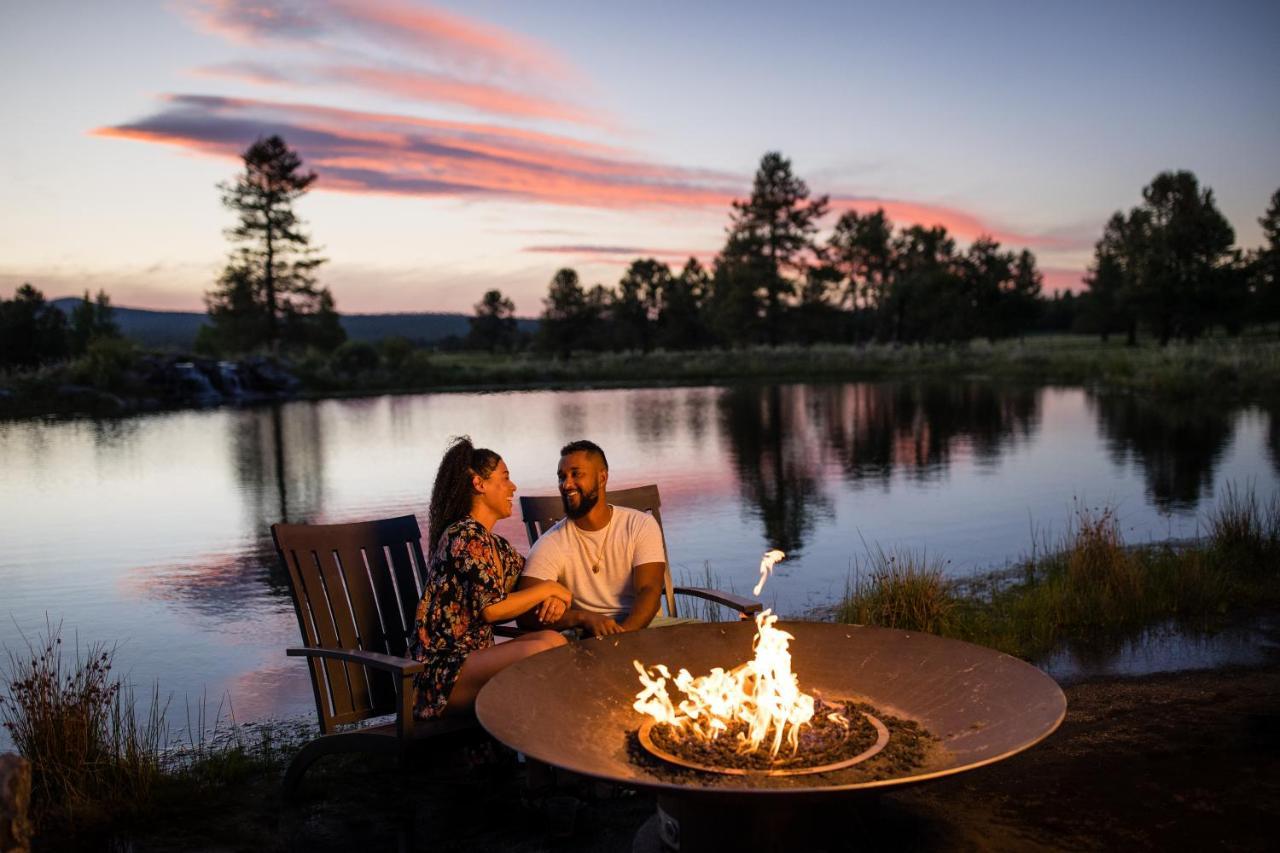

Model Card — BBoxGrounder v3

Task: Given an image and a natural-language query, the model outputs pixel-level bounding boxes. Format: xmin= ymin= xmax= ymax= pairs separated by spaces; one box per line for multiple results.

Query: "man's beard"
xmin=561 ymin=484 xmax=600 ymax=519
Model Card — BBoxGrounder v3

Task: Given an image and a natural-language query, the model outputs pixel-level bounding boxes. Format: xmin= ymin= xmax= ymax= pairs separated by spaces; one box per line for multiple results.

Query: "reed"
xmin=834 ymin=490 xmax=1280 ymax=662
xmin=1206 ymin=482 xmax=1280 ymax=576
xmin=0 ymin=622 xmax=166 ymax=828
xmin=834 ymin=544 xmax=954 ymax=635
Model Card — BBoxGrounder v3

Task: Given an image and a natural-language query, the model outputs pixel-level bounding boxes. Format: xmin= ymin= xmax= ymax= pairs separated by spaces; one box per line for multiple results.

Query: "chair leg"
xmin=281 ymin=732 xmax=400 ymax=801
xmin=282 ymin=737 xmax=332 ymax=801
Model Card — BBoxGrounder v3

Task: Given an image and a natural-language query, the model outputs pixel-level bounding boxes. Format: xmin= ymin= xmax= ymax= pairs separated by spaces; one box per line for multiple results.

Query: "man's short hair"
xmin=559 ymin=439 xmax=608 ymax=471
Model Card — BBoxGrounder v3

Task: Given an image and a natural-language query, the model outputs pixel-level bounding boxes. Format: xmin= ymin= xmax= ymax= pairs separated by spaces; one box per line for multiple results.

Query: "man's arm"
xmin=618 ymin=561 xmax=665 ymax=632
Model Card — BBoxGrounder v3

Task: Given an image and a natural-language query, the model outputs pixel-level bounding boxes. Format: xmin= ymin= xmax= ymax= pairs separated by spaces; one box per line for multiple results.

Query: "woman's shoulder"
xmin=439 ymin=516 xmax=485 ymax=545
xmin=446 ymin=516 xmax=485 ymax=533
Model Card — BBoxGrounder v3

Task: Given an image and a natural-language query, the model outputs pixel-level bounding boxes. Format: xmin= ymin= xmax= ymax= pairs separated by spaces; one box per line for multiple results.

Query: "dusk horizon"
xmin=4 ymin=0 xmax=1277 ymax=315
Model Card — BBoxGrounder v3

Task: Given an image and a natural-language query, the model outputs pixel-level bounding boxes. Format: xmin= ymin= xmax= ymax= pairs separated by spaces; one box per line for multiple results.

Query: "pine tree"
xmin=719 ymin=152 xmax=829 ymax=345
xmin=205 ymin=135 xmax=343 ymax=353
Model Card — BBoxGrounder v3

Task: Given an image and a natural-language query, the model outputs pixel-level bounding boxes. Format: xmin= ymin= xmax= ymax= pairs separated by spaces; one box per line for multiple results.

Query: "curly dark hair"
xmin=427 ymin=436 xmax=501 ymax=548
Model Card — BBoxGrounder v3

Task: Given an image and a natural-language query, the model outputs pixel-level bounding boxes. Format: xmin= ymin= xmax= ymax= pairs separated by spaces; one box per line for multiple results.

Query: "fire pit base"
xmin=633 ymin=791 xmax=884 ymax=853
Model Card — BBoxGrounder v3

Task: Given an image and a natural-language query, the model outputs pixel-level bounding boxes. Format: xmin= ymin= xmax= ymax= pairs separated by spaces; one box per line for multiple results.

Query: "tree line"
xmin=464 ymin=153 xmax=1280 ymax=355
xmin=6 ymin=139 xmax=1279 ymax=374
xmin=0 ymin=286 xmax=120 ymax=370
xmin=1083 ymin=175 xmax=1280 ymax=344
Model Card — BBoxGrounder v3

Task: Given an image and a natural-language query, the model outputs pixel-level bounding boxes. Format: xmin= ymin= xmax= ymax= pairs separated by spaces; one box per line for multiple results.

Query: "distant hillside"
xmin=51 ymin=298 xmax=537 ymax=350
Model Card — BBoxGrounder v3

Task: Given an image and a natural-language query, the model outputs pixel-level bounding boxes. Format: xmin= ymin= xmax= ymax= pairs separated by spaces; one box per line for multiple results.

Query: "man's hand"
xmin=579 ymin=611 xmax=624 ymax=637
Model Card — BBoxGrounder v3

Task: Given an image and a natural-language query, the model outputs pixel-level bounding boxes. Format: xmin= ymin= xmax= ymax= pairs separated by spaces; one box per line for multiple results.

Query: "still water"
xmin=2 ymin=381 xmax=1278 ymax=731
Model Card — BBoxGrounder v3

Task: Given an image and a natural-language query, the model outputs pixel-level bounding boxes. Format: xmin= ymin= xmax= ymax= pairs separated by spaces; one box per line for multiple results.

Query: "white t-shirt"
xmin=522 ymin=505 xmax=666 ymax=619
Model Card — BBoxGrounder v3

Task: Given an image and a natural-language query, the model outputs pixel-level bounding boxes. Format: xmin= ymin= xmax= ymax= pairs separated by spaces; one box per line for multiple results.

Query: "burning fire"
xmin=633 ymin=551 xmax=849 ymax=758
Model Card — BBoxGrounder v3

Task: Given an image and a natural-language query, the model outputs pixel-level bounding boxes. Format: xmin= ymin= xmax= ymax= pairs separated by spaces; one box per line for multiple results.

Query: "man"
xmin=517 ymin=440 xmax=666 ymax=636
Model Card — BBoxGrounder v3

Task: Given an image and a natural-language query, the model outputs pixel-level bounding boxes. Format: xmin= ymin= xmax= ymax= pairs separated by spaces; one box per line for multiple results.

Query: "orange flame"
xmin=633 ymin=550 xmax=845 ymax=758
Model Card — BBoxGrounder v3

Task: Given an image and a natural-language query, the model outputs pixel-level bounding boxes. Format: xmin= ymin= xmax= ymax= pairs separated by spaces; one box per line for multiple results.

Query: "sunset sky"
xmin=2 ymin=0 xmax=1277 ymax=315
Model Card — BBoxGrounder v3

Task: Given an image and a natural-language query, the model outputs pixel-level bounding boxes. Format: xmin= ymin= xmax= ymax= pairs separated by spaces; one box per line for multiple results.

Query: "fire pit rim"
xmin=476 ymin=620 xmax=1067 ymax=797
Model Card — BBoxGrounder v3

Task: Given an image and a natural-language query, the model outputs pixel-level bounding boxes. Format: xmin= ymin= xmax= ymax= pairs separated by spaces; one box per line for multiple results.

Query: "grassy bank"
xmin=301 ymin=335 xmax=1280 ymax=400
xmin=835 ymin=485 xmax=1280 ymax=661
xmin=5 ymin=334 xmax=1280 ymax=418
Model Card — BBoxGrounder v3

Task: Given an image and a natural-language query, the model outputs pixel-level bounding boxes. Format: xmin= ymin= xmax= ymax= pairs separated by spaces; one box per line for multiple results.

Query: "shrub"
xmin=330 ymin=340 xmax=380 ymax=375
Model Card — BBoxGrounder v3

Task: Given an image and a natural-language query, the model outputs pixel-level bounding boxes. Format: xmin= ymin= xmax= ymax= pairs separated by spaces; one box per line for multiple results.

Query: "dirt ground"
xmin=93 ymin=661 xmax=1280 ymax=852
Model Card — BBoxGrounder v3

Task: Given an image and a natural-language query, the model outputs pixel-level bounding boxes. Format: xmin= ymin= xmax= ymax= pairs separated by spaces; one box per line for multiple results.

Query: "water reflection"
xmin=1266 ymin=396 xmax=1280 ymax=475
xmin=1091 ymin=393 xmax=1234 ymax=509
xmin=3 ymin=380 xmax=1279 ymax=742
xmin=817 ymin=382 xmax=1039 ymax=483
xmin=718 ymin=385 xmax=833 ymax=556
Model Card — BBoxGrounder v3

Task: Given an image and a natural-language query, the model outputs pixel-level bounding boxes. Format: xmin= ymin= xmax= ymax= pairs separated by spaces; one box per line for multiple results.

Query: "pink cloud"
xmin=181 ymin=0 xmax=575 ymax=83
xmin=1042 ymin=266 xmax=1086 ymax=294
xmin=196 ymin=60 xmax=610 ymax=128
xmin=523 ymin=245 xmax=716 ymax=266
xmin=96 ymin=95 xmax=1073 ymax=257
xmin=830 ymin=196 xmax=1073 ymax=252
xmin=94 ymin=94 xmax=739 ymax=210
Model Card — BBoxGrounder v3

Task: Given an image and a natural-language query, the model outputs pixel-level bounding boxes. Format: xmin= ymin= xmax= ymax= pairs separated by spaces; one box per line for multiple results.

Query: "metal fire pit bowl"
xmin=476 ymin=621 xmax=1065 ymax=851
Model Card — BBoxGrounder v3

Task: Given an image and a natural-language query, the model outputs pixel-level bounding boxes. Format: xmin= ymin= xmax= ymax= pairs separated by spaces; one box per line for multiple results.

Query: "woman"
xmin=410 ymin=436 xmax=572 ymax=718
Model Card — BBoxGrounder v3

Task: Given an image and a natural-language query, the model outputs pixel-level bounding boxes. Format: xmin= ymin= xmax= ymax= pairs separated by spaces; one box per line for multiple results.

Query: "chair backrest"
xmin=519 ymin=483 xmax=679 ymax=617
xmin=271 ymin=515 xmax=427 ymax=734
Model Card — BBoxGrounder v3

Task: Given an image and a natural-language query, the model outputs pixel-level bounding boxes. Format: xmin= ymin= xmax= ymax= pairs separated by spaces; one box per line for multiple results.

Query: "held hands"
xmin=535 ymin=581 xmax=573 ymax=624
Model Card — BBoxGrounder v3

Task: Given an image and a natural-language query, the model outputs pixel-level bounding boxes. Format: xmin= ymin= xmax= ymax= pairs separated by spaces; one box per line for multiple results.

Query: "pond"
xmin=1 ymin=381 xmax=1277 ymax=736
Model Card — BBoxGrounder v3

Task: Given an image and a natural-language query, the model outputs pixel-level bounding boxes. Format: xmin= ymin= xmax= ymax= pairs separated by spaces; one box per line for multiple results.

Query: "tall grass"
xmin=675 ymin=561 xmax=740 ymax=622
xmin=835 ymin=545 xmax=954 ymax=634
xmin=0 ymin=622 xmax=166 ymax=827
xmin=1206 ymin=482 xmax=1280 ymax=576
xmin=833 ymin=488 xmax=1280 ymax=662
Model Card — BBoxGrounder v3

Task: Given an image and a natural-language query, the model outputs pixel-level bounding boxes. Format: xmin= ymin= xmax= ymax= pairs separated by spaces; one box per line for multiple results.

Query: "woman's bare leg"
xmin=442 ymin=630 xmax=567 ymax=715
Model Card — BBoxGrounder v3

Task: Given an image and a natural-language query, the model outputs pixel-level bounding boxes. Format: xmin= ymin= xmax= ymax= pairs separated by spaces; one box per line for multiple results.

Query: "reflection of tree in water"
xmin=718 ymin=385 xmax=833 ymax=556
xmin=628 ymin=390 xmax=678 ymax=445
xmin=817 ymin=382 xmax=1039 ymax=483
xmin=557 ymin=399 xmax=586 ymax=438
xmin=129 ymin=402 xmax=333 ymax=620
xmin=1265 ymin=396 xmax=1280 ymax=476
xmin=683 ymin=389 xmax=710 ymax=445
xmin=231 ymin=402 xmax=327 ymax=528
xmin=194 ymin=401 xmax=330 ymax=607
xmin=1091 ymin=392 xmax=1234 ymax=510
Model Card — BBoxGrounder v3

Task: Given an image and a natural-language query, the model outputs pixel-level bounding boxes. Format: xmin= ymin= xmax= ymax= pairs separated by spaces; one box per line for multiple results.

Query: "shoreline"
xmin=4 ymin=335 xmax=1280 ymax=420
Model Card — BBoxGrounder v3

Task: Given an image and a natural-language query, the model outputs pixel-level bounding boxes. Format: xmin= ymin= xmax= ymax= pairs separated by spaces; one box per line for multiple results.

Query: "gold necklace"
xmin=571 ymin=513 xmax=608 ymax=574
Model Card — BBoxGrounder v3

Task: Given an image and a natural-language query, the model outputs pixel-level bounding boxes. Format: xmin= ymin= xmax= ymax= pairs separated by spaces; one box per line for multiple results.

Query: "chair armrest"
xmin=287 ymin=646 xmax=425 ymax=676
xmin=672 ymin=586 xmax=764 ymax=614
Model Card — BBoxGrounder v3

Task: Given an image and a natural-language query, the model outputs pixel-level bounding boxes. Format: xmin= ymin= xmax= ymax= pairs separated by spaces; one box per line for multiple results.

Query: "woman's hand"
xmin=537 ymin=595 xmax=567 ymax=624
xmin=535 ymin=582 xmax=573 ymax=623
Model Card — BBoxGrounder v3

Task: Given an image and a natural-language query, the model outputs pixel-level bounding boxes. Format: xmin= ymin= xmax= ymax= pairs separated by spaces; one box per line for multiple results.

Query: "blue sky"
xmin=1 ymin=0 xmax=1276 ymax=313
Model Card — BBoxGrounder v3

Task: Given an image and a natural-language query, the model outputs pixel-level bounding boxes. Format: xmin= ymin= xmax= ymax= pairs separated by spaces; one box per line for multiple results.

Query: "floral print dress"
xmin=409 ymin=517 xmax=524 ymax=719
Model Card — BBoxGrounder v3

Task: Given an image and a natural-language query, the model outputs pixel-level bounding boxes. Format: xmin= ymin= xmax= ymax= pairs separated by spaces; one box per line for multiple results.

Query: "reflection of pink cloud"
xmin=182 ymin=0 xmax=574 ymax=82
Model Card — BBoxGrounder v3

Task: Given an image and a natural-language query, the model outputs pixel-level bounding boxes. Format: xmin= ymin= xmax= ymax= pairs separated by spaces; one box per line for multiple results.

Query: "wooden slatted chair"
xmin=271 ymin=515 xmax=481 ymax=798
xmin=519 ymin=484 xmax=762 ymax=620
